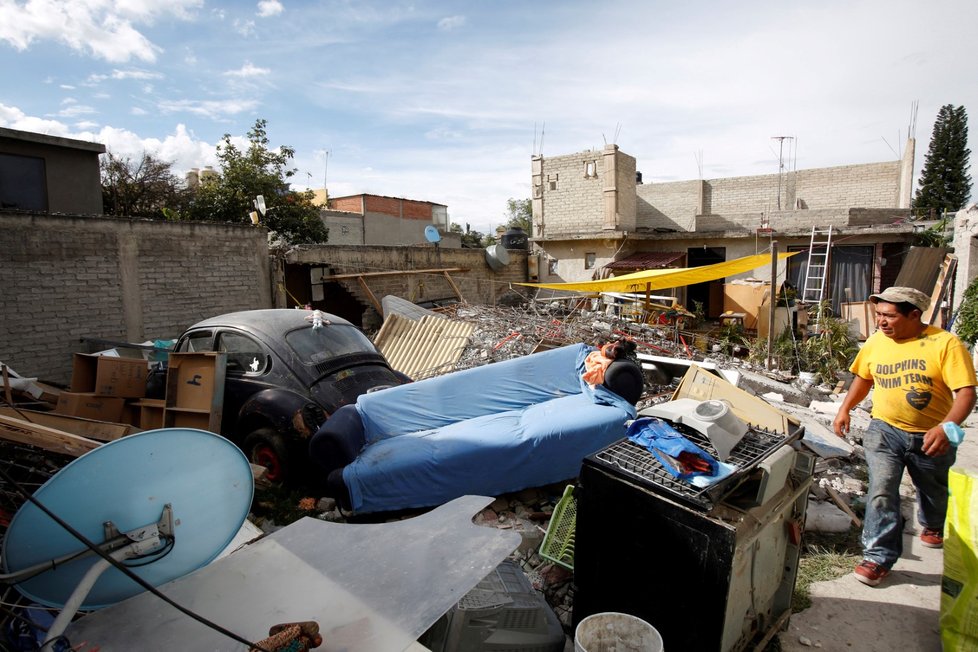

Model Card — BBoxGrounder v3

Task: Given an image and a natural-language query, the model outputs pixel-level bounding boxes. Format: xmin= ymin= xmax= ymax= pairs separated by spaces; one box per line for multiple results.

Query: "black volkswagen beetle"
xmin=172 ymin=309 xmax=407 ymax=484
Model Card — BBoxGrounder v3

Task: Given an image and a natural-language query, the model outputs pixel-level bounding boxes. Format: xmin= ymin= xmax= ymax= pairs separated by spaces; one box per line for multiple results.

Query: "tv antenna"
xmin=771 ymin=136 xmax=794 ymax=210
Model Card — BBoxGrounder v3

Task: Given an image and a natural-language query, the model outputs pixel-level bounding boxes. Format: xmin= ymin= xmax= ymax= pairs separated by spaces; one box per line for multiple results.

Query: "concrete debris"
xmin=805 ymin=501 xmax=856 ymax=533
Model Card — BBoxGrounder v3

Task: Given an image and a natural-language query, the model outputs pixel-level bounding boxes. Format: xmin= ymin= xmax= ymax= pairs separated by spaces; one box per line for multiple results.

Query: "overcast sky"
xmin=1 ymin=0 xmax=976 ymax=234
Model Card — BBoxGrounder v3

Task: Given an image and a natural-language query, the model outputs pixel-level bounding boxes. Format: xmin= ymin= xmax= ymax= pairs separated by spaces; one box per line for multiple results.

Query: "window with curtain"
xmin=787 ymin=245 xmax=874 ymax=316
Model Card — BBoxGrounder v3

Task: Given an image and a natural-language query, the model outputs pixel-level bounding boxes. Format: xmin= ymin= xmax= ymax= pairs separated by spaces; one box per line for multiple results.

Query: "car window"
xmin=218 ymin=332 xmax=269 ymax=374
xmin=177 ymin=331 xmax=213 ymax=353
xmin=285 ymin=324 xmax=379 ymax=365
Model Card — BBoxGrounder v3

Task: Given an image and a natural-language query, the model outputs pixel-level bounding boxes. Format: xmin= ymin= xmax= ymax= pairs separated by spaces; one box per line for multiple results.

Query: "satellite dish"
xmin=485 ymin=244 xmax=510 ymax=271
xmin=424 ymin=225 xmax=442 ymax=244
xmin=254 ymin=195 xmax=266 ymax=216
xmin=2 ymin=428 xmax=253 ymax=610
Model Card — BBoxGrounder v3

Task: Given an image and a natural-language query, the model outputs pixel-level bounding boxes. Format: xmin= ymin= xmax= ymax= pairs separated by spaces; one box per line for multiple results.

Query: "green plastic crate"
xmin=539 ymin=484 xmax=576 ymax=571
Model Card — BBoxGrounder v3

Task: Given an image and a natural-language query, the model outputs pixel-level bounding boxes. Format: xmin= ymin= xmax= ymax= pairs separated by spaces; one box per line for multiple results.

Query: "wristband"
xmin=942 ymin=422 xmax=965 ymax=446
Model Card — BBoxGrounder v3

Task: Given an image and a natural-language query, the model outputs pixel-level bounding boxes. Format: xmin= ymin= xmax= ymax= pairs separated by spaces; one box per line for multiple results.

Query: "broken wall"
xmin=0 ymin=213 xmax=271 ymax=384
xmin=278 ymin=244 xmax=529 ymax=316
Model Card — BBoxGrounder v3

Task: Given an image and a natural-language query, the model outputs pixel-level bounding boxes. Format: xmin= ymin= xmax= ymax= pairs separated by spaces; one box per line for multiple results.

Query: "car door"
xmin=214 ymin=330 xmax=278 ymax=439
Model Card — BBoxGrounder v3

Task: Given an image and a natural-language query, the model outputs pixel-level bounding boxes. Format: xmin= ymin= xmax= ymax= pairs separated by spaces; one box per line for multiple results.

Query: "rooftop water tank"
xmin=501 ymin=226 xmax=528 ymax=250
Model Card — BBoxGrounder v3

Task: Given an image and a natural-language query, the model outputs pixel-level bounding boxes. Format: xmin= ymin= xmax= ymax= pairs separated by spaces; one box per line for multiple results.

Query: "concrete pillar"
xmin=602 ymin=144 xmax=619 ymax=229
xmin=898 ymin=138 xmax=915 ymax=209
xmin=117 ymin=232 xmax=144 ymax=341
xmin=531 ymin=155 xmax=544 ymax=237
xmin=952 ymin=204 xmax=978 ymax=317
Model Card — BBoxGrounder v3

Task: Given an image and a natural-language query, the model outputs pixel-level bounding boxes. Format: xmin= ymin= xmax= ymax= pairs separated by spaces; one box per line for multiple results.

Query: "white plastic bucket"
xmin=574 ymin=612 xmax=663 ymax=652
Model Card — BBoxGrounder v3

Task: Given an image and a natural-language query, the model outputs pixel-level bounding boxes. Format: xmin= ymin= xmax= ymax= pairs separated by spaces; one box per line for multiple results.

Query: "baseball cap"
xmin=869 ymin=286 xmax=931 ymax=312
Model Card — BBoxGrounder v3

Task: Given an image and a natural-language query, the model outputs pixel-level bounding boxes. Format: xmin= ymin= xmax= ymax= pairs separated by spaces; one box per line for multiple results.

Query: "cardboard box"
xmin=55 ymin=392 xmax=125 ymax=422
xmin=133 ymin=398 xmax=165 ymax=430
xmin=672 ymin=365 xmax=799 ymax=435
xmin=840 ymin=301 xmax=875 ymax=340
xmin=168 ymin=354 xmax=221 ymax=411
xmin=71 ymin=353 xmax=148 ymax=398
xmin=723 ymin=282 xmax=770 ymax=330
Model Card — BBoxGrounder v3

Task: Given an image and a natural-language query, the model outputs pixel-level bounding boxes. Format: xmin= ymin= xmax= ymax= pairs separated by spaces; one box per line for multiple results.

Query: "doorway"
xmin=686 ymin=247 xmax=726 ymax=318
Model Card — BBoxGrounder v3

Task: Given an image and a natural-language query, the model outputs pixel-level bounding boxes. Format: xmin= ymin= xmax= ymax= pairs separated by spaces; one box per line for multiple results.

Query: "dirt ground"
xmin=777 ymin=411 xmax=978 ymax=651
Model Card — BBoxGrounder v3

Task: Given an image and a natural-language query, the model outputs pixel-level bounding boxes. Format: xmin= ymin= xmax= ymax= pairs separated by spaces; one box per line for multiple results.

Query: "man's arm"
xmin=922 ymin=385 xmax=977 ymax=456
xmin=833 ymin=375 xmax=873 ymax=438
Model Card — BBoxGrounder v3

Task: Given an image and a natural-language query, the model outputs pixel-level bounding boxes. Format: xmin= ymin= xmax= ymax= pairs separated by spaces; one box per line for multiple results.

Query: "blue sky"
xmin=1 ymin=0 xmax=976 ymax=235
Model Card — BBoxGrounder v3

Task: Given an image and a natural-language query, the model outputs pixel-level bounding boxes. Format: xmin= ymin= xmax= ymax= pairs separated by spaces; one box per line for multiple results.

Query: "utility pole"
xmin=771 ymin=136 xmax=794 ymax=210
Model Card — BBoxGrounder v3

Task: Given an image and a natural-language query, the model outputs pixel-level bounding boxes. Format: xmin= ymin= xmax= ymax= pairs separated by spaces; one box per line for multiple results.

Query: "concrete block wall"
xmin=536 ymin=150 xmax=610 ymax=235
xmin=793 ymin=162 xmax=901 ymax=209
xmin=636 ymin=180 xmax=701 ymax=231
xmin=0 ymin=213 xmax=270 ymax=384
xmin=319 ymin=210 xmax=364 ymax=245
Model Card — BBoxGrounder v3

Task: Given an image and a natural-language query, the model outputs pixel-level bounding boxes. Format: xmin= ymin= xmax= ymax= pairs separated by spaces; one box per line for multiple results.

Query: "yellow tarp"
xmin=520 ymin=252 xmax=799 ymax=293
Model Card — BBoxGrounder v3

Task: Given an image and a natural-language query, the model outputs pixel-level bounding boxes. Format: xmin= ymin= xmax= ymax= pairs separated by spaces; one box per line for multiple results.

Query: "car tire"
xmin=243 ymin=429 xmax=290 ymax=484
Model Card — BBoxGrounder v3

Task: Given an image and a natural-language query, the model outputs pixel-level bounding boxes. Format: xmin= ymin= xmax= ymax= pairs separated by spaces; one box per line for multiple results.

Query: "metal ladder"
xmin=801 ymin=226 xmax=833 ymax=331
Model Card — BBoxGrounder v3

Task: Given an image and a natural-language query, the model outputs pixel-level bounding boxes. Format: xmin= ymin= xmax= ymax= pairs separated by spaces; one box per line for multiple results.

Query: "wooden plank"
xmin=324 ymin=267 xmax=467 ymax=281
xmin=356 ymin=276 xmax=384 ymax=315
xmin=442 ymin=271 xmax=465 ymax=302
xmin=0 ymin=407 xmax=138 ymax=442
xmin=826 ymin=486 xmax=863 ymax=528
xmin=0 ymin=414 xmax=101 ymax=457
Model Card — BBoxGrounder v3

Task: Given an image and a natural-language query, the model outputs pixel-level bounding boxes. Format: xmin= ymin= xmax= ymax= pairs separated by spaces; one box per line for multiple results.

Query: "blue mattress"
xmin=341 ymin=344 xmax=637 ymax=513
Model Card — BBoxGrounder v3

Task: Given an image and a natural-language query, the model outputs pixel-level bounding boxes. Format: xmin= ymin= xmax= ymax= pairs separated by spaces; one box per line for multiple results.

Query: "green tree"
xmin=184 ymin=119 xmax=328 ymax=245
xmin=101 ymin=152 xmax=186 ymax=218
xmin=504 ymin=197 xmax=532 ymax=232
xmin=914 ymin=104 xmax=972 ymax=217
xmin=450 ymin=222 xmax=488 ymax=248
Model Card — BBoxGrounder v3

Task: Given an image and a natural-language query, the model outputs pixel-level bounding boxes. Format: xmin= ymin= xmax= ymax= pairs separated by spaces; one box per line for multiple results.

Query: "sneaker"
xmin=920 ymin=527 xmax=944 ymax=549
xmin=854 ymin=560 xmax=890 ymax=586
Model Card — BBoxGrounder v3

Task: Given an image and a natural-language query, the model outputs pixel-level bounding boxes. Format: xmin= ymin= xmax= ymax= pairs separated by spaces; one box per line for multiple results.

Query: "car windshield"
xmin=285 ymin=324 xmax=380 ymax=365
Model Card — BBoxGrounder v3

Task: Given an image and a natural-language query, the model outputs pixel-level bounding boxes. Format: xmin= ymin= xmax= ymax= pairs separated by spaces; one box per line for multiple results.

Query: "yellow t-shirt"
xmin=850 ymin=325 xmax=977 ymax=432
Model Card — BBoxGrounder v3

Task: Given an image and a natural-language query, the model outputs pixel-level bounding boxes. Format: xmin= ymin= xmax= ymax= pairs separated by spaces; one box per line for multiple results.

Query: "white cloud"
xmin=157 ymin=98 xmax=260 ymax=119
xmin=224 ymin=62 xmax=271 ymax=78
xmin=74 ymin=120 xmax=99 ymax=130
xmin=257 ymin=1 xmax=284 ymax=18
xmin=131 ymin=107 xmax=148 ymax=116
xmin=54 ymin=104 xmax=97 ymax=118
xmin=437 ymin=15 xmax=465 ymax=31
xmin=234 ymin=19 xmax=256 ymax=37
xmin=88 ymin=69 xmax=164 ymax=83
xmin=0 ymin=0 xmax=202 ymax=63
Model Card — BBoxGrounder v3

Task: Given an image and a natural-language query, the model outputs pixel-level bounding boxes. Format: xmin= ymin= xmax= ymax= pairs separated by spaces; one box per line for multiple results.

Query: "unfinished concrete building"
xmin=530 ymin=143 xmax=922 ymax=320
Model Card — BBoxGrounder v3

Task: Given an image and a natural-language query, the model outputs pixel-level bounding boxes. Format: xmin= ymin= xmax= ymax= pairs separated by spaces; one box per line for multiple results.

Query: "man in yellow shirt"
xmin=833 ymin=286 xmax=976 ymax=586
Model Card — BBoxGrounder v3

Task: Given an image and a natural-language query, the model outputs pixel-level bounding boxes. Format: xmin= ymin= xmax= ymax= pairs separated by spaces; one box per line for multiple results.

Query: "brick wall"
xmin=402 ymin=200 xmax=435 ymax=220
xmin=329 ymin=196 xmax=364 ymax=213
xmin=0 ymin=214 xmax=270 ymax=384
xmin=364 ymin=195 xmax=403 ymax=217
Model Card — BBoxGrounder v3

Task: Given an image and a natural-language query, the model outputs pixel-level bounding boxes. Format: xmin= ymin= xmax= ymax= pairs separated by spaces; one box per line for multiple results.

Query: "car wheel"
xmin=243 ymin=429 xmax=290 ymax=484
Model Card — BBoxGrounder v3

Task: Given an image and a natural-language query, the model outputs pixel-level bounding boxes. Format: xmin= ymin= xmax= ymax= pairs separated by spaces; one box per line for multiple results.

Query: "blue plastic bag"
xmin=627 ymin=416 xmax=719 ymax=480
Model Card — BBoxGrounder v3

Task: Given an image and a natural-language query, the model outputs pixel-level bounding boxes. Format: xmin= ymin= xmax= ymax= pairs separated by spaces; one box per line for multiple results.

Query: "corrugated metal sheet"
xmin=604 ymin=251 xmax=685 ymax=271
xmin=374 ymin=314 xmax=475 ymax=380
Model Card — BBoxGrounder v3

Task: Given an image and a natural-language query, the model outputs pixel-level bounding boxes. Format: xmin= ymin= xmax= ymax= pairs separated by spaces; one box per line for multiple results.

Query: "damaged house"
xmin=529 ymin=143 xmax=927 ymax=320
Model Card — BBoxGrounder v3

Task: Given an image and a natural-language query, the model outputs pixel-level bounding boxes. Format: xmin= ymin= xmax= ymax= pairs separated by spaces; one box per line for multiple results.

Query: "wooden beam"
xmin=324 ymin=267 xmax=467 ymax=281
xmin=1 ymin=365 xmax=12 ymax=406
xmin=0 ymin=414 xmax=101 ymax=457
xmin=442 ymin=271 xmax=464 ymax=302
xmin=356 ymin=276 xmax=383 ymax=315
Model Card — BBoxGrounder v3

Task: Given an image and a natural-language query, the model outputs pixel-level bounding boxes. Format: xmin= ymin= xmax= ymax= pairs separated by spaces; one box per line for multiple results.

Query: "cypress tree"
xmin=914 ymin=104 xmax=972 ymax=217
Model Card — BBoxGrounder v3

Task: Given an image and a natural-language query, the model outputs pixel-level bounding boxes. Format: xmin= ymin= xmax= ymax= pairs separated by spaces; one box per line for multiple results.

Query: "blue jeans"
xmin=861 ymin=419 xmax=956 ymax=567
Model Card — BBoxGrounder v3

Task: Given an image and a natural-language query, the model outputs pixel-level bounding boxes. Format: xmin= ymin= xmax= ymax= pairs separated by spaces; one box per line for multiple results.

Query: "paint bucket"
xmin=574 ymin=612 xmax=663 ymax=652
